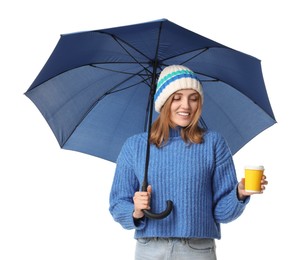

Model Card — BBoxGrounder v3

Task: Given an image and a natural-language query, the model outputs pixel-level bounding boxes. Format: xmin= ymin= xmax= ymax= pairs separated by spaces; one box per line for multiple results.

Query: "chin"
xmin=176 ymin=122 xmax=191 ymax=127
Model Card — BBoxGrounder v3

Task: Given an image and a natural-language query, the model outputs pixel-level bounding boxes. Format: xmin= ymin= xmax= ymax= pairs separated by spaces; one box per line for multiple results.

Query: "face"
xmin=170 ymin=89 xmax=200 ymax=127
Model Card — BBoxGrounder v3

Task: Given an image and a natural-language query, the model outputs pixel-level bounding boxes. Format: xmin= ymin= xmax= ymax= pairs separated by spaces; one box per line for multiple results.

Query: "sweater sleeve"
xmin=212 ymin=133 xmax=249 ymax=223
xmin=109 ymin=138 xmax=146 ymax=230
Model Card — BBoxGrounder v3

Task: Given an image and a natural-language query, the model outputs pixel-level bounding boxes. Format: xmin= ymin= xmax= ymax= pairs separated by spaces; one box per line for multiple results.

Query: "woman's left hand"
xmin=237 ymin=175 xmax=268 ymax=200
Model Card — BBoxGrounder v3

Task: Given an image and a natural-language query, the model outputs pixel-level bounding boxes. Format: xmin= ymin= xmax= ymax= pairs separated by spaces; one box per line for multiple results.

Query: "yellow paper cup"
xmin=244 ymin=165 xmax=264 ymax=192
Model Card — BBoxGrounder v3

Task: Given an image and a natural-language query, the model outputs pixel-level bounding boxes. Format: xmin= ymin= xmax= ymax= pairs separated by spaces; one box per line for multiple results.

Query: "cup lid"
xmin=245 ymin=165 xmax=264 ymax=170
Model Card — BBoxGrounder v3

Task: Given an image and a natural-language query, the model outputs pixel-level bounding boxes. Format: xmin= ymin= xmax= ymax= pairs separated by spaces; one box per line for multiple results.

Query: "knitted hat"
xmin=154 ymin=65 xmax=203 ymax=112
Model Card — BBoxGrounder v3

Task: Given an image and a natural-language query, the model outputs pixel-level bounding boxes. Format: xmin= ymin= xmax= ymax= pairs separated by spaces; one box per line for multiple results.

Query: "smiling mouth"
xmin=177 ymin=112 xmax=190 ymax=116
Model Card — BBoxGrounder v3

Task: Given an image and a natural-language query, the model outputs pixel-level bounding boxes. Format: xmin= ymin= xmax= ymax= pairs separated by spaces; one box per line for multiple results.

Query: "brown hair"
xmin=150 ymin=92 xmax=205 ymax=148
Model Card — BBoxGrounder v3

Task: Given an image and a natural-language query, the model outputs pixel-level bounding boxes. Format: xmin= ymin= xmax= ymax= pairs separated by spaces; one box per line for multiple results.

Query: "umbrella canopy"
xmin=25 ymin=18 xmax=276 ymax=163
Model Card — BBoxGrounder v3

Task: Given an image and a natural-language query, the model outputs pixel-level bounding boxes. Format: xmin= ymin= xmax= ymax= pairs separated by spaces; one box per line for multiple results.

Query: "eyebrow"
xmin=174 ymin=92 xmax=198 ymax=96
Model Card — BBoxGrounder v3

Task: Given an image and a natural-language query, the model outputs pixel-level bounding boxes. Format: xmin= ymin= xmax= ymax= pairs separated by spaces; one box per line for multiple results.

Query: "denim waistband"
xmin=137 ymin=237 xmax=214 ymax=245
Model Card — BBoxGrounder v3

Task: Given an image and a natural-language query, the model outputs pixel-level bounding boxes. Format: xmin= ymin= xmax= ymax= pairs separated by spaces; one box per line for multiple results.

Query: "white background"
xmin=1 ymin=0 xmax=302 ymax=259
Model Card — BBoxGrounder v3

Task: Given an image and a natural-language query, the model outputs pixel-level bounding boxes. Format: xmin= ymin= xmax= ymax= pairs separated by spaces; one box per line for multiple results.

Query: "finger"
xmin=241 ymin=178 xmax=245 ymax=185
xmin=134 ymin=197 xmax=150 ymax=209
xmin=261 ymin=179 xmax=268 ymax=185
xmin=147 ymin=185 xmax=152 ymax=194
xmin=238 ymin=178 xmax=245 ymax=190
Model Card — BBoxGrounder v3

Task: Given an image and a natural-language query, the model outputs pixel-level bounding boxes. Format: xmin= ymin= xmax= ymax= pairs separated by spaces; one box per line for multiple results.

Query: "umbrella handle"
xmin=142 ymin=200 xmax=173 ymax=219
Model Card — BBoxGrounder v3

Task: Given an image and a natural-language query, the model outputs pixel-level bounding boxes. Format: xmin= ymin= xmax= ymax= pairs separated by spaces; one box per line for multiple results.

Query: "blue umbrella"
xmin=25 ymin=19 xmax=276 ymax=219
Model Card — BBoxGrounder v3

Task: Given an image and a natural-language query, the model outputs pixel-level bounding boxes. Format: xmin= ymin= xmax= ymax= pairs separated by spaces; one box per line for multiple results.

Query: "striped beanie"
xmin=154 ymin=65 xmax=203 ymax=112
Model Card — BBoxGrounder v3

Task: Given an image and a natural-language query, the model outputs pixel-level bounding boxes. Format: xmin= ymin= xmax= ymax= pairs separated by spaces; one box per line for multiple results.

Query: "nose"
xmin=180 ymin=97 xmax=190 ymax=109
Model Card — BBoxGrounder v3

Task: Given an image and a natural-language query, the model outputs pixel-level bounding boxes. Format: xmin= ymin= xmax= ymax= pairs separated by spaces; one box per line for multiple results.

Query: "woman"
xmin=109 ymin=65 xmax=267 ymax=260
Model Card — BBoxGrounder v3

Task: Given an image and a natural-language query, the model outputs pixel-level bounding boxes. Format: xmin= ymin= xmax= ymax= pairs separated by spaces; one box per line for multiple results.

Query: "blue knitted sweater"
xmin=109 ymin=128 xmax=249 ymax=239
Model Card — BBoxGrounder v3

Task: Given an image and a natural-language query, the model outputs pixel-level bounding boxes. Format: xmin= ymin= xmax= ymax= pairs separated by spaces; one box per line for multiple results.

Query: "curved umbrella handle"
xmin=142 ymin=200 xmax=173 ymax=219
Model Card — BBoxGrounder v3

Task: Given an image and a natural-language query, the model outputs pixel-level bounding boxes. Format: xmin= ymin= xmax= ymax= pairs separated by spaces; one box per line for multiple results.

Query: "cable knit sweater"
xmin=109 ymin=128 xmax=249 ymax=239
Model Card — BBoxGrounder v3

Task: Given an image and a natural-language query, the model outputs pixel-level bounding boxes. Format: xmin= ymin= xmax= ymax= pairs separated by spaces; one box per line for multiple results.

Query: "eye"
xmin=189 ymin=95 xmax=199 ymax=101
xmin=172 ymin=94 xmax=182 ymax=100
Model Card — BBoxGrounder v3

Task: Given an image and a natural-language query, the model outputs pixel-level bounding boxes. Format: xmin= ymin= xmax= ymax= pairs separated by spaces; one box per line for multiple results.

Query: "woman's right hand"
xmin=133 ymin=185 xmax=152 ymax=219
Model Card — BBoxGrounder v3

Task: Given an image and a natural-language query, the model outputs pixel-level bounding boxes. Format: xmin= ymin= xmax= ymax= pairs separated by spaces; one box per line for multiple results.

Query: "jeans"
xmin=135 ymin=237 xmax=217 ymax=260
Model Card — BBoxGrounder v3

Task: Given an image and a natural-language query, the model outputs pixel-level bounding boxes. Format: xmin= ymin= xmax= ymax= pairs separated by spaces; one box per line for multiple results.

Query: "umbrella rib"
xmin=203 ymin=90 xmax=245 ymax=139
xmin=90 ymin=63 xmax=151 ymax=78
xmin=61 ymin=68 xmax=151 ymax=148
xmin=199 ymin=117 xmax=209 ymax=130
xmin=98 ymin=31 xmax=153 ymax=75
xmin=104 ymin=78 xmax=150 ymax=95
xmin=159 ymin=46 xmax=225 ymax=83
xmin=89 ymin=64 xmax=153 ymax=92
xmin=97 ymin=20 xmax=167 ymax=84
xmin=162 ymin=47 xmax=209 ymax=64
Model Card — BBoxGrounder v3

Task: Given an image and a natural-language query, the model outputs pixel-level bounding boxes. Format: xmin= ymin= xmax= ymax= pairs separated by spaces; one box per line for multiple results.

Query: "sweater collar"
xmin=169 ymin=126 xmax=182 ymax=137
